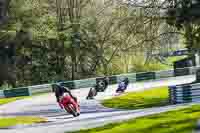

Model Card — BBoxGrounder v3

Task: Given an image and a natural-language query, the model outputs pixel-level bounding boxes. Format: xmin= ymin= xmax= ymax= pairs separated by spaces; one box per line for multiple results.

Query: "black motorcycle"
xmin=96 ymin=80 xmax=107 ymax=92
xmin=86 ymin=87 xmax=97 ymax=99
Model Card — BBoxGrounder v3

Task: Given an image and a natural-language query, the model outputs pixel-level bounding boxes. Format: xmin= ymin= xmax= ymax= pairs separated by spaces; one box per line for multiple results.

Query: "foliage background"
xmin=0 ymin=0 xmax=184 ymax=87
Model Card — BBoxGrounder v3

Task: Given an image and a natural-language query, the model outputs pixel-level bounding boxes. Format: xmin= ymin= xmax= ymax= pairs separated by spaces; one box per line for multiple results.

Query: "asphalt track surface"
xmin=0 ymin=75 xmax=196 ymax=133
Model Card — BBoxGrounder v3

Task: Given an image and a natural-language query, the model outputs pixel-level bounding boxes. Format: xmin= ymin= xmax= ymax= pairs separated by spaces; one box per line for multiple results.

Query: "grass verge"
xmin=102 ymin=86 xmax=169 ymax=110
xmin=0 ymin=116 xmax=47 ymax=128
xmin=68 ymin=105 xmax=200 ymax=133
xmin=0 ymin=96 xmax=28 ymax=105
xmin=166 ymin=56 xmax=187 ymax=64
xmin=0 ymin=92 xmax=50 ymax=105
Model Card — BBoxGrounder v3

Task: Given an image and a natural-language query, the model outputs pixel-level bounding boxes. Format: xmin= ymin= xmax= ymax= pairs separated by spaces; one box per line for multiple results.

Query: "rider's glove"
xmin=58 ymin=102 xmax=63 ymax=109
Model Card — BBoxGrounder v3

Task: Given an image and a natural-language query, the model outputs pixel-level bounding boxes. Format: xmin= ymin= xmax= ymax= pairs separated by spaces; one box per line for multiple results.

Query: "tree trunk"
xmin=71 ymin=47 xmax=76 ymax=80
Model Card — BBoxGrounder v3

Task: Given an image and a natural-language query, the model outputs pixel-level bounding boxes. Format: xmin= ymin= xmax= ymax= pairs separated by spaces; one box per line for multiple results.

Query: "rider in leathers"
xmin=52 ymin=84 xmax=77 ymax=109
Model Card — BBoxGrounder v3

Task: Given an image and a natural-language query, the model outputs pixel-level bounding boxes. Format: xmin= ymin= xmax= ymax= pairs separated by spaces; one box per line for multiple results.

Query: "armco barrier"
xmin=108 ymin=76 xmax=118 ymax=84
xmin=4 ymin=87 xmax=30 ymax=98
xmin=73 ymin=78 xmax=96 ymax=88
xmin=60 ymin=81 xmax=76 ymax=89
xmin=169 ymin=83 xmax=200 ymax=104
xmin=174 ymin=67 xmax=190 ymax=77
xmin=1 ymin=66 xmax=200 ymax=99
xmin=28 ymin=84 xmax=52 ymax=95
xmin=155 ymin=70 xmax=174 ymax=79
xmin=117 ymin=73 xmax=136 ymax=83
xmin=136 ymin=72 xmax=155 ymax=81
xmin=49 ymin=66 xmax=199 ymax=92
xmin=0 ymin=90 xmax=5 ymax=98
xmin=189 ymin=66 xmax=198 ymax=75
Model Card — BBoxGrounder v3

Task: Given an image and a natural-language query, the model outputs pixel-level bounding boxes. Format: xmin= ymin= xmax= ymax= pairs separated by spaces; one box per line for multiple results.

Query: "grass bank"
xmin=0 ymin=116 xmax=47 ymax=128
xmin=0 ymin=96 xmax=28 ymax=105
xmin=102 ymin=86 xmax=169 ymax=110
xmin=0 ymin=92 xmax=50 ymax=105
xmin=68 ymin=105 xmax=200 ymax=133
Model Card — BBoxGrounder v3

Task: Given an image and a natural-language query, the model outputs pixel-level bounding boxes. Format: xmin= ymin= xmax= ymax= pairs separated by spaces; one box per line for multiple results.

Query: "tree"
xmin=166 ymin=0 xmax=200 ymax=51
xmin=0 ymin=0 xmax=10 ymax=25
xmin=56 ymin=0 xmax=82 ymax=80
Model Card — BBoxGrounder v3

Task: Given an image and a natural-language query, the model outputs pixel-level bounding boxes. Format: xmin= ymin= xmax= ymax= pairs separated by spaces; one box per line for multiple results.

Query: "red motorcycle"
xmin=60 ymin=93 xmax=80 ymax=117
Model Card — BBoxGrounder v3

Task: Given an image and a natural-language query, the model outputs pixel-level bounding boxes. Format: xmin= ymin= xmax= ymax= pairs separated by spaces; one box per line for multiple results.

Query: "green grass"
xmin=153 ymin=56 xmax=187 ymax=70
xmin=68 ymin=105 xmax=200 ymax=133
xmin=166 ymin=56 xmax=187 ymax=64
xmin=102 ymin=86 xmax=169 ymax=110
xmin=0 ymin=96 xmax=28 ymax=105
xmin=0 ymin=116 xmax=47 ymax=128
xmin=0 ymin=92 xmax=50 ymax=105
xmin=69 ymin=86 xmax=199 ymax=133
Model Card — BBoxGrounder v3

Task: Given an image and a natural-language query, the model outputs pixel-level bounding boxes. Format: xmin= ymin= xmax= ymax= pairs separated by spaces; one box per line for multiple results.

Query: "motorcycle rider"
xmin=96 ymin=76 xmax=109 ymax=92
xmin=103 ymin=76 xmax=109 ymax=89
xmin=116 ymin=77 xmax=129 ymax=92
xmin=52 ymin=83 xmax=78 ymax=109
xmin=86 ymin=86 xmax=97 ymax=99
xmin=123 ymin=77 xmax=129 ymax=85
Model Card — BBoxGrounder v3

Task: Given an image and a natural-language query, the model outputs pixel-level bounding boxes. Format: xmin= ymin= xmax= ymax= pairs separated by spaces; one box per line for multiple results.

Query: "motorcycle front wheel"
xmin=64 ymin=104 xmax=79 ymax=117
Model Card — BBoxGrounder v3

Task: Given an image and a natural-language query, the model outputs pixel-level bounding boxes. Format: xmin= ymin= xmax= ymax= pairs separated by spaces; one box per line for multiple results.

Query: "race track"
xmin=0 ymin=75 xmax=196 ymax=133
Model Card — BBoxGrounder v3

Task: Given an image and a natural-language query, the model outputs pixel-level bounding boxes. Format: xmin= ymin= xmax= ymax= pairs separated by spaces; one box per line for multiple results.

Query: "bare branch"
xmin=121 ymin=31 xmax=185 ymax=51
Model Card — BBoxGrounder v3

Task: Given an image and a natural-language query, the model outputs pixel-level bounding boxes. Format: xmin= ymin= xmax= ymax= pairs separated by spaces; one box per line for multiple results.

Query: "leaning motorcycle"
xmin=86 ymin=87 xmax=97 ymax=99
xmin=60 ymin=93 xmax=80 ymax=117
xmin=96 ymin=81 xmax=106 ymax=92
xmin=116 ymin=82 xmax=128 ymax=93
